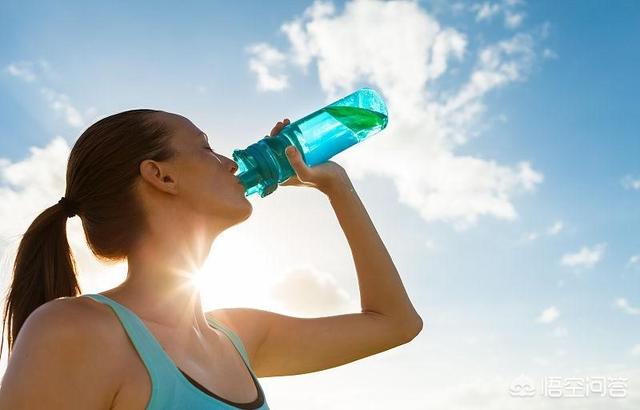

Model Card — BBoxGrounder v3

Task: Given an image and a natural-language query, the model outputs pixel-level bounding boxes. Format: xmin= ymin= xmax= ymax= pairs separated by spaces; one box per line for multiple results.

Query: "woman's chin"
xmin=230 ymin=199 xmax=253 ymax=224
xmin=239 ymin=200 xmax=253 ymax=221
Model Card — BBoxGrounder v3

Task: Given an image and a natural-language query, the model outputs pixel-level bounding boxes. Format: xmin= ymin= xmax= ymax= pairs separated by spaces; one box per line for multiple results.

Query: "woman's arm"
xmin=279 ymin=116 xmax=422 ymax=330
xmin=206 ymin=119 xmax=422 ymax=378
xmin=320 ymin=175 xmax=423 ymax=329
xmin=208 ymin=178 xmax=422 ymax=377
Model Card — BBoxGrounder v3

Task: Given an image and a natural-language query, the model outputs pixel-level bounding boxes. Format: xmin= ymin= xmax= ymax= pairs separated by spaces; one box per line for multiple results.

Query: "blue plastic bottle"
xmin=233 ymin=87 xmax=388 ymax=197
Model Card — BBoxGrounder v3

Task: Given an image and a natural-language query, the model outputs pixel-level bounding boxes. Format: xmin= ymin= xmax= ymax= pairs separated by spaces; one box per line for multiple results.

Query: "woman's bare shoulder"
xmin=15 ymin=296 xmax=128 ymax=372
xmin=0 ymin=296 xmax=126 ymax=408
xmin=11 ymin=295 xmax=129 ymax=369
xmin=23 ymin=295 xmax=122 ymax=339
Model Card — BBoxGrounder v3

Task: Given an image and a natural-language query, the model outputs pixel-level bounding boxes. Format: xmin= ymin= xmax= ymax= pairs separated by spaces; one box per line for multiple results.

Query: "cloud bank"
xmin=247 ymin=0 xmax=546 ymax=230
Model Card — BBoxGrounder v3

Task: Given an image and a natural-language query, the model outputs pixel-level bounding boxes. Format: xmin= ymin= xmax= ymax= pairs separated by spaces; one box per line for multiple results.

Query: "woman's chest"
xmin=110 ymin=332 xmax=260 ymax=409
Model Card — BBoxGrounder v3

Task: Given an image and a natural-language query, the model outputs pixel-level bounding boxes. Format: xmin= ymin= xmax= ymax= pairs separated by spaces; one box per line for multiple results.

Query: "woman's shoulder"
xmin=21 ymin=296 xmax=91 ymax=333
xmin=17 ymin=295 xmax=129 ymax=363
xmin=26 ymin=295 xmax=119 ymax=337
xmin=15 ymin=294 xmax=130 ymax=374
xmin=0 ymin=296 xmax=126 ymax=407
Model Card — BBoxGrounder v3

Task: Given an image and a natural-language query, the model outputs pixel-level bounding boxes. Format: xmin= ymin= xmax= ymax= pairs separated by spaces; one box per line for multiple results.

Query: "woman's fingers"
xmin=269 ymin=118 xmax=291 ymax=137
xmin=285 ymin=145 xmax=310 ymax=181
xmin=269 ymin=122 xmax=282 ymax=137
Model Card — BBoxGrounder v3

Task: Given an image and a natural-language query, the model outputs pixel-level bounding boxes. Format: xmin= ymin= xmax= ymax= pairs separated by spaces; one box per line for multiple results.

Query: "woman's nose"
xmin=218 ymin=153 xmax=239 ymax=173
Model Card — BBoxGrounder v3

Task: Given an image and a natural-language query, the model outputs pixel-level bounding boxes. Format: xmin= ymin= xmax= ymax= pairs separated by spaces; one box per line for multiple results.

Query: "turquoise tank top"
xmin=82 ymin=293 xmax=270 ymax=410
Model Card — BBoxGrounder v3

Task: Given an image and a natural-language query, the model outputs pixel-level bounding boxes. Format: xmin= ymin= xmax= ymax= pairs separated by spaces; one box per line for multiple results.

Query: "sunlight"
xmin=191 ymin=229 xmax=280 ymax=312
xmin=191 ymin=268 xmax=207 ymax=290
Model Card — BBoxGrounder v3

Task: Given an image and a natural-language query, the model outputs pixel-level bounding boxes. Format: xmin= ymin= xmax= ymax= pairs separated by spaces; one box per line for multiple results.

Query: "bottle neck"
xmin=233 ymin=139 xmax=280 ymax=197
xmin=237 ymin=167 xmax=260 ymax=192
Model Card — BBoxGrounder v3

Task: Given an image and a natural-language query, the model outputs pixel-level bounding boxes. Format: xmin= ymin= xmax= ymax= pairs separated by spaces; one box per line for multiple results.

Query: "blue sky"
xmin=1 ymin=1 xmax=639 ymax=408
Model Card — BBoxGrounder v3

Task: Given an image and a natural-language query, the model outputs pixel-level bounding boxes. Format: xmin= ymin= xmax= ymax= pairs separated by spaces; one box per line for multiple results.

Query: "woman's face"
xmin=158 ymin=112 xmax=252 ymax=229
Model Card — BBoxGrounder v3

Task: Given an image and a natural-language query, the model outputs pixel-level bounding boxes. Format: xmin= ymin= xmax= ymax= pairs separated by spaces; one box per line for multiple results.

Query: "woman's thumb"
xmin=285 ymin=146 xmax=298 ymax=162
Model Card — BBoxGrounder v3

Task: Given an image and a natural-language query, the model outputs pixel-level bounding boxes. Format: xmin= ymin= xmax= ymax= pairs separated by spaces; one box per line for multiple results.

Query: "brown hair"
xmin=1 ymin=109 xmax=176 ymax=357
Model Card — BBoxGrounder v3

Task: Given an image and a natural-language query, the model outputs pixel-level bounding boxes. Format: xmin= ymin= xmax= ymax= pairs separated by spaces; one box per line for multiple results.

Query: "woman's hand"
xmin=269 ymin=118 xmax=352 ymax=194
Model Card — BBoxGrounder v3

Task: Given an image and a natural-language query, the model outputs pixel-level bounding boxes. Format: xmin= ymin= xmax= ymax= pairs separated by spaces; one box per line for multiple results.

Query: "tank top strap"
xmin=204 ymin=312 xmax=253 ymax=371
xmin=82 ymin=293 xmax=178 ymax=391
xmin=83 ymin=294 xmax=270 ymax=409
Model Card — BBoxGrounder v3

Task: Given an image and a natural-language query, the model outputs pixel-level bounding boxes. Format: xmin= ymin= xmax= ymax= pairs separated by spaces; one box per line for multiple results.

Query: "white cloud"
xmin=472 ymin=2 xmax=502 ymax=21
xmin=536 ymin=306 xmax=559 ymax=324
xmin=523 ymin=219 xmax=564 ymax=242
xmin=546 ymin=220 xmax=564 ymax=235
xmin=40 ymin=87 xmax=85 ymax=128
xmin=445 ymin=33 xmax=536 ymax=111
xmin=614 ymin=298 xmax=640 ymax=316
xmin=632 ymin=344 xmax=640 ymax=356
xmin=279 ymin=1 xmax=336 ymax=73
xmin=621 ymin=174 xmax=640 ymax=190
xmin=560 ymin=243 xmax=606 ymax=269
xmin=627 ymin=254 xmax=640 ymax=269
xmin=270 ymin=265 xmax=355 ymax=316
xmin=250 ymin=0 xmax=545 ymax=230
xmin=0 ymin=137 xmax=69 ymax=218
xmin=4 ymin=60 xmax=90 ymax=129
xmin=471 ymin=1 xmax=525 ymax=28
xmin=3 ymin=59 xmax=53 ymax=84
xmin=504 ymin=11 xmax=524 ymax=29
xmin=246 ymin=43 xmax=289 ymax=91
xmin=4 ymin=61 xmax=37 ymax=82
xmin=427 ymin=28 xmax=468 ymax=81
xmin=525 ymin=232 xmax=538 ymax=240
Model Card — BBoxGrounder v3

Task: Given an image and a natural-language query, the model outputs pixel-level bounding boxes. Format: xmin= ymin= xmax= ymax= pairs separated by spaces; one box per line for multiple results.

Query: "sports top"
xmin=83 ymin=293 xmax=270 ymax=410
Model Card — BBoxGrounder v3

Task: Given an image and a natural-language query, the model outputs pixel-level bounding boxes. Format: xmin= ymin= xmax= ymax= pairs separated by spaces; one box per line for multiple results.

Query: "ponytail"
xmin=1 ymin=200 xmax=80 ymax=357
xmin=1 ymin=108 xmax=174 ymax=360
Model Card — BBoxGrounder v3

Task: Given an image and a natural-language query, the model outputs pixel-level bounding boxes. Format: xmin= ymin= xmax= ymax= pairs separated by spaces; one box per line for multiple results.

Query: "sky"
xmin=1 ymin=0 xmax=639 ymax=408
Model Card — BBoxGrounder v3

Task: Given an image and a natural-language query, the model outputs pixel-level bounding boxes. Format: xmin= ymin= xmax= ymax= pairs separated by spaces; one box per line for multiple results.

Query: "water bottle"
xmin=233 ymin=87 xmax=388 ymax=197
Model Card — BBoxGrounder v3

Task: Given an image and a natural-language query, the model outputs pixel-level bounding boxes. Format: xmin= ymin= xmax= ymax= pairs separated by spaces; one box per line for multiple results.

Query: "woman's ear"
xmin=139 ymin=159 xmax=179 ymax=195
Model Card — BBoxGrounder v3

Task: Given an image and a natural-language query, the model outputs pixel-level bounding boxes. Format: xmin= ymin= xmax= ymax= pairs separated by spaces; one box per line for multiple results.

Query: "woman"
xmin=0 ymin=109 xmax=423 ymax=409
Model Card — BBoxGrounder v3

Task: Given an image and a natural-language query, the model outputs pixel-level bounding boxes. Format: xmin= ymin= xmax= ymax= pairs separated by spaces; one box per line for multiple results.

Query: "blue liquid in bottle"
xmin=233 ymin=87 xmax=388 ymax=197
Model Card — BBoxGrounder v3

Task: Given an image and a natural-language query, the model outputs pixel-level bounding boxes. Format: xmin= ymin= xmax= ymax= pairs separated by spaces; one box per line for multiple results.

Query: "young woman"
xmin=0 ymin=109 xmax=423 ymax=409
